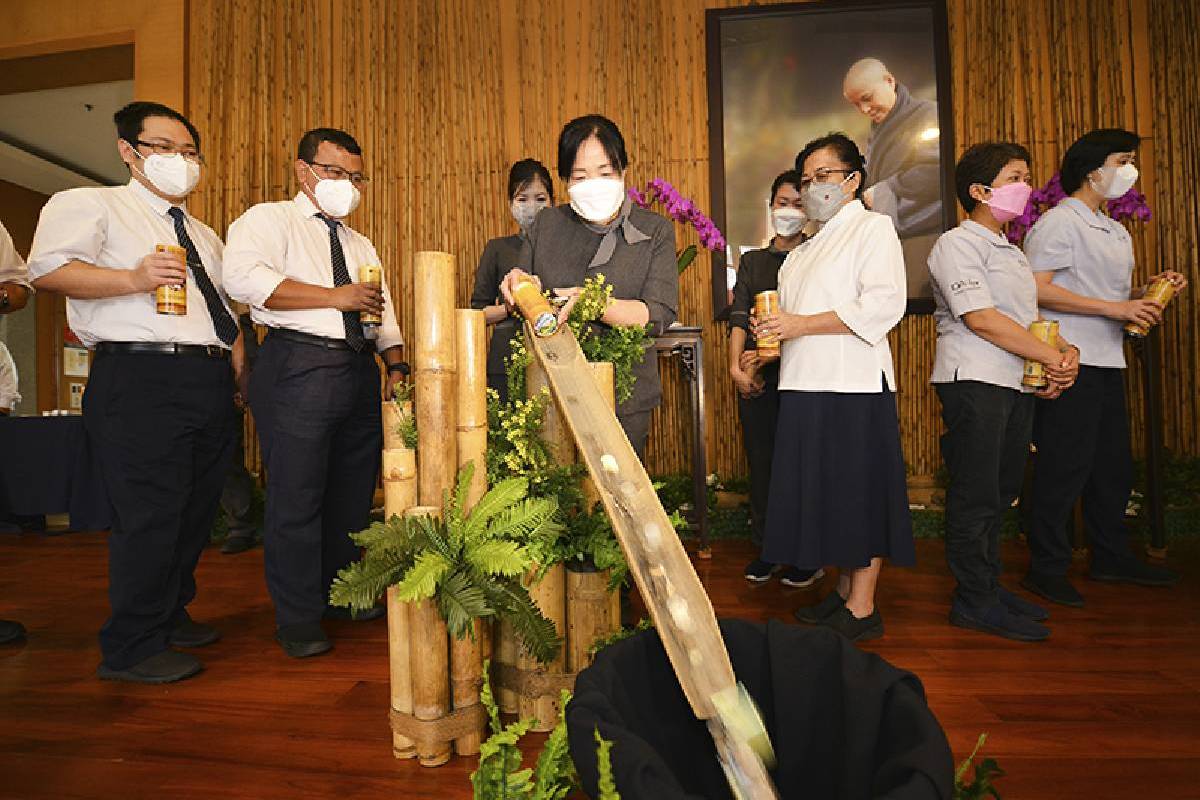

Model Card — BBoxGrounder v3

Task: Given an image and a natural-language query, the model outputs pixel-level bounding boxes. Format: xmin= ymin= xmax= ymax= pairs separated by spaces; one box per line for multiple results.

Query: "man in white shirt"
xmin=28 ymin=102 xmax=242 ymax=683
xmin=0 ymin=219 xmax=31 ymax=644
xmin=224 ymin=128 xmax=405 ymax=658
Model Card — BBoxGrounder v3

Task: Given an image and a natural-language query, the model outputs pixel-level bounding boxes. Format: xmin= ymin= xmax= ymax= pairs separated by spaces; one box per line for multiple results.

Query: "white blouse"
xmin=776 ymin=200 xmax=907 ymax=393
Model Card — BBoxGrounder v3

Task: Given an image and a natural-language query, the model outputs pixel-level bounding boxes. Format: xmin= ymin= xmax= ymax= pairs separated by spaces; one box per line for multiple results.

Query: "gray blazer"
xmin=517 ymin=204 xmax=679 ymax=416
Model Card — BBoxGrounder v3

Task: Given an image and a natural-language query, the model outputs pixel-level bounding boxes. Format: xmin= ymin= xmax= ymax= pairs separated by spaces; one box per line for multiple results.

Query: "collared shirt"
xmin=222 ymin=193 xmax=403 ymax=351
xmin=0 ymin=341 xmax=19 ymax=411
xmin=26 ymin=179 xmax=231 ymax=348
xmin=929 ymin=220 xmax=1038 ymax=390
xmin=0 ymin=221 xmax=30 ymax=289
xmin=471 ymin=233 xmax=523 ymax=377
xmin=776 ymin=200 xmax=906 ymax=393
xmin=1024 ymin=197 xmax=1132 ymax=368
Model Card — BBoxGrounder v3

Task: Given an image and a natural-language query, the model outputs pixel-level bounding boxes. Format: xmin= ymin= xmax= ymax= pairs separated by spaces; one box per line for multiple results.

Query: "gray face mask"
xmin=511 ymin=199 xmax=547 ymax=230
xmin=801 ymin=173 xmax=855 ymax=223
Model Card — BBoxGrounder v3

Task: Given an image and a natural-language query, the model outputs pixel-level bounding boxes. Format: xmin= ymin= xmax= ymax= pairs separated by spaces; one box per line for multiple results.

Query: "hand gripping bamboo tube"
xmin=405 ymin=505 xmax=453 ymax=767
xmin=517 ymin=562 xmax=567 ymax=731
xmin=382 ymin=399 xmax=418 ymax=759
xmin=1022 ymin=320 xmax=1059 ymax=388
xmin=414 ymin=251 xmax=458 ymax=506
xmin=511 ymin=277 xmax=558 ymax=337
xmin=1125 ymin=276 xmax=1178 ymax=338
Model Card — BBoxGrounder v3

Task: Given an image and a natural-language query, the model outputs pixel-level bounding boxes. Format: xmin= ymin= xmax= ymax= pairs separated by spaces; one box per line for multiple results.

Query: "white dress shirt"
xmin=929 ymin=221 xmax=1038 ymax=391
xmin=0 ymin=341 xmax=19 ymax=411
xmin=1024 ymin=198 xmax=1132 ymax=369
xmin=0 ymin=221 xmax=31 ymax=289
xmin=26 ymin=179 xmax=231 ymax=349
xmin=222 ymin=193 xmax=403 ymax=351
xmin=776 ymin=200 xmax=907 ymax=392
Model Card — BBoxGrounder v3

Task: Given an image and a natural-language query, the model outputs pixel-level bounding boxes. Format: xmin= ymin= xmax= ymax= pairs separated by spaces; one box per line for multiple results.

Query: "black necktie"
xmin=167 ymin=207 xmax=239 ymax=346
xmin=322 ymin=216 xmax=366 ymax=351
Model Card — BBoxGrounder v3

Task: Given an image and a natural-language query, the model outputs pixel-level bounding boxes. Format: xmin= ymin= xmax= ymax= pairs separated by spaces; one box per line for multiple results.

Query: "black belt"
xmin=96 ymin=342 xmax=230 ymax=359
xmin=267 ymin=327 xmax=374 ymax=353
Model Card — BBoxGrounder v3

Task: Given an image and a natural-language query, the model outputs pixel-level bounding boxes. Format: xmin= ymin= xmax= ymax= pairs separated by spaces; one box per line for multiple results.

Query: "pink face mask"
xmin=982 ymin=182 xmax=1032 ymax=223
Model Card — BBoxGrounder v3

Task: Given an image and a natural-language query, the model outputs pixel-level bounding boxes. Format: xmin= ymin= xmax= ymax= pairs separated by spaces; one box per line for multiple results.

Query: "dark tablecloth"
xmin=0 ymin=415 xmax=111 ymax=531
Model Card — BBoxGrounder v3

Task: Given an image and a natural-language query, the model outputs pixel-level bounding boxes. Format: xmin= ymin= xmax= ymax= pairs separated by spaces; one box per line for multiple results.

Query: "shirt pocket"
xmin=985 ymin=256 xmax=1037 ymax=323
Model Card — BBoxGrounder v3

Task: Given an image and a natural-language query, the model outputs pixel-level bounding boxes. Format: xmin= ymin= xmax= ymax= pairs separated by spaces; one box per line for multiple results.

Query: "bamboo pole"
xmin=452 ymin=309 xmax=487 ymax=756
xmin=382 ymin=398 xmax=418 ymax=759
xmin=494 ymin=620 xmax=518 ymax=714
xmin=414 ymin=251 xmax=457 ymax=507
xmin=517 ymin=562 xmax=566 ymax=732
xmin=405 ymin=505 xmax=452 ymax=767
xmin=565 ymin=565 xmax=614 ymax=673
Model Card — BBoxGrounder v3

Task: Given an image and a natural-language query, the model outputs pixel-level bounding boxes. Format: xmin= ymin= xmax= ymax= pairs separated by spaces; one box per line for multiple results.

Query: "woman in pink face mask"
xmin=928 ymin=142 xmax=1080 ymax=643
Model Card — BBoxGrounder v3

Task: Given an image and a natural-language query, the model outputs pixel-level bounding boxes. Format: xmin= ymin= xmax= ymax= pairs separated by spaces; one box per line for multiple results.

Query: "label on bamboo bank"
xmin=1125 ymin=277 xmax=1177 ymax=338
xmin=154 ymin=244 xmax=188 ymax=316
xmin=753 ymin=290 xmax=780 ymax=357
xmin=512 ymin=278 xmax=558 ymax=337
xmin=1022 ymin=320 xmax=1059 ymax=388
xmin=358 ymin=265 xmax=383 ymax=326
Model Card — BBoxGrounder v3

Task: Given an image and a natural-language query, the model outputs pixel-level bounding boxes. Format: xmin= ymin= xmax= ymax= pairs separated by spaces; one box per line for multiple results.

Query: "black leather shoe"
xmin=793 ymin=591 xmax=846 ymax=624
xmin=323 ymin=605 xmax=385 ymax=622
xmin=276 ymin=624 xmax=332 ymax=658
xmin=98 ymin=650 xmax=203 ymax=684
xmin=1021 ymin=571 xmax=1084 ymax=608
xmin=999 ymin=587 xmax=1049 ymax=621
xmin=819 ymin=606 xmax=884 ymax=642
xmin=0 ymin=619 xmax=27 ymax=644
xmin=1089 ymin=559 xmax=1180 ymax=587
xmin=220 ymin=534 xmax=257 ymax=555
xmin=169 ymin=619 xmax=221 ymax=648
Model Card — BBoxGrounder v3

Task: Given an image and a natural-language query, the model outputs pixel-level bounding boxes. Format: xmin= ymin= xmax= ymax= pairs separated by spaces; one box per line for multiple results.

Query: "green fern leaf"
xmin=466 ymin=540 xmax=531 ymax=578
xmin=530 ymin=694 xmax=578 ymax=800
xmin=488 ymin=497 xmax=562 ymax=544
xmin=595 ymin=728 xmax=620 ymax=800
xmin=393 ymin=550 xmax=451 ymax=602
xmin=436 ymin=570 xmax=494 ymax=638
xmin=328 ymin=549 xmax=409 ymax=612
xmin=482 ymin=578 xmax=561 ymax=664
xmin=446 ymin=462 xmax=476 ymax=531
xmin=464 ymin=477 xmax=531 ymax=539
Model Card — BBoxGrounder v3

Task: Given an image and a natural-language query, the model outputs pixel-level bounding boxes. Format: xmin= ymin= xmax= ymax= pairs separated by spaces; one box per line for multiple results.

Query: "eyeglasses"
xmin=798 ymin=168 xmax=852 ymax=190
xmin=307 ymin=161 xmax=370 ymax=186
xmin=134 ymin=139 xmax=205 ymax=165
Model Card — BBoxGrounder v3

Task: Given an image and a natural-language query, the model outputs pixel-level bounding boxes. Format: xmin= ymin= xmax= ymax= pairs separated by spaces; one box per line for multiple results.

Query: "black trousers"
xmin=1029 ymin=366 xmax=1134 ymax=576
xmin=619 ymin=410 xmax=652 ymax=463
xmin=936 ymin=381 xmax=1032 ymax=610
xmin=250 ymin=335 xmax=381 ymax=629
xmin=84 ymin=351 xmax=235 ymax=669
xmin=220 ymin=408 xmax=258 ymax=539
xmin=737 ymin=374 xmax=779 ymax=546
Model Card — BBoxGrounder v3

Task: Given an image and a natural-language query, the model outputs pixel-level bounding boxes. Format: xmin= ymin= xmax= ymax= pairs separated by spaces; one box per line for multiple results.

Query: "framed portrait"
xmin=706 ymin=0 xmax=955 ymax=317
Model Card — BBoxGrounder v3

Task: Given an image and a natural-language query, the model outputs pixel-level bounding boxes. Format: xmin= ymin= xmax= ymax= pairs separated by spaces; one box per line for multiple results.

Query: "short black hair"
xmin=1060 ymin=128 xmax=1139 ymax=194
xmin=297 ymin=128 xmax=362 ymax=162
xmin=114 ymin=101 xmax=201 ymax=151
xmin=793 ymin=133 xmax=866 ymax=199
xmin=955 ymin=142 xmax=1032 ymax=212
xmin=770 ymin=170 xmax=803 ymax=203
xmin=508 ymin=158 xmax=555 ymax=204
xmin=557 ymin=114 xmax=628 ymax=179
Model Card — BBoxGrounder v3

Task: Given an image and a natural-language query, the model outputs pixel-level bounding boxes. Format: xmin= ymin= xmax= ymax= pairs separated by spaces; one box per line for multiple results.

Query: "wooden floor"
xmin=2 ymin=532 xmax=1198 ymax=799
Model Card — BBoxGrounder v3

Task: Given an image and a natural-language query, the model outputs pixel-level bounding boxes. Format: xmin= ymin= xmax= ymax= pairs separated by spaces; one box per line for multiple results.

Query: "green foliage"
xmin=954 ymin=734 xmax=1004 ymax=800
xmin=564 ymin=274 xmax=652 ymax=405
xmin=329 ymin=463 xmax=563 ymax=663
xmin=588 ymin=617 xmax=654 ymax=657
xmin=472 ymin=665 xmax=579 ymax=800
xmin=486 ymin=388 xmax=586 ymax=504
xmin=594 ymin=728 xmax=620 ymax=800
xmin=560 ymin=508 xmax=628 ymax=589
xmin=675 ymin=244 xmax=698 ymax=274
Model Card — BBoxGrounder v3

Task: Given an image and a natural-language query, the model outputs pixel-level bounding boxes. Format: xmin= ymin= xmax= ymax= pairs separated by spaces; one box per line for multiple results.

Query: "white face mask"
xmin=1092 ymin=163 xmax=1139 ymax=199
xmin=309 ymin=165 xmax=361 ymax=218
xmin=771 ymin=207 xmax=806 ymax=237
xmin=130 ymin=147 xmax=201 ymax=197
xmin=801 ymin=173 xmax=855 ymax=224
xmin=511 ymin=199 xmax=548 ymax=230
xmin=568 ymin=177 xmax=625 ymax=223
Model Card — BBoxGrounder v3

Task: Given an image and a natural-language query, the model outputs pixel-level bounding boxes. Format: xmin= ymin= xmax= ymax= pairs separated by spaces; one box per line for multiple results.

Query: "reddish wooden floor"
xmin=1 ymin=532 xmax=1198 ymax=799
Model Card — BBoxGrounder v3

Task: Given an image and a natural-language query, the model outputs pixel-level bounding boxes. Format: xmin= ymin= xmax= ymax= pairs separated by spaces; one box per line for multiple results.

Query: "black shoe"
xmin=1021 ymin=571 xmax=1084 ymax=608
xmin=276 ymin=623 xmax=332 ymax=658
xmin=169 ymin=619 xmax=221 ymax=648
xmin=97 ymin=650 xmax=203 ymax=684
xmin=323 ymin=605 xmax=385 ymax=622
xmin=0 ymin=619 xmax=27 ymax=644
xmin=220 ymin=534 xmax=257 ymax=555
xmin=779 ymin=567 xmax=825 ymax=588
xmin=744 ymin=559 xmax=778 ymax=583
xmin=999 ymin=587 xmax=1049 ymax=622
xmin=950 ymin=599 xmax=1050 ymax=642
xmin=819 ymin=606 xmax=883 ymax=642
xmin=793 ymin=590 xmax=846 ymax=624
xmin=1089 ymin=559 xmax=1180 ymax=587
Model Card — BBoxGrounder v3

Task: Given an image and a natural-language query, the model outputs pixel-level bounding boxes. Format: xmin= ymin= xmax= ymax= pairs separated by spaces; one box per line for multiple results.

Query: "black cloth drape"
xmin=0 ymin=415 xmax=111 ymax=531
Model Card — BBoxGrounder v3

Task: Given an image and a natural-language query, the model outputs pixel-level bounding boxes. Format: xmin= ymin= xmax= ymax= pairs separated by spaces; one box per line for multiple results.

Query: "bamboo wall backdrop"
xmin=186 ymin=0 xmax=1198 ymax=481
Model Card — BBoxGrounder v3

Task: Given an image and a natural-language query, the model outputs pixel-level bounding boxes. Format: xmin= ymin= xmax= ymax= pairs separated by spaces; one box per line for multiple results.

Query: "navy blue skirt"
xmin=761 ymin=390 xmax=915 ymax=570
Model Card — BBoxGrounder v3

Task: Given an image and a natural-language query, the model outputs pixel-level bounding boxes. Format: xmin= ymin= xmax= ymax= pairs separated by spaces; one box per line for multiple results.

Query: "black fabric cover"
xmin=566 ymin=619 xmax=953 ymax=800
xmin=0 ymin=415 xmax=111 ymax=531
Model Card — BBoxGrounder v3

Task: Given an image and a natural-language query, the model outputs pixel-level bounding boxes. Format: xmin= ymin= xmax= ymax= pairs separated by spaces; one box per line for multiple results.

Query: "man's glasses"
xmin=135 ymin=139 xmax=204 ymax=165
xmin=308 ymin=161 xmax=370 ymax=186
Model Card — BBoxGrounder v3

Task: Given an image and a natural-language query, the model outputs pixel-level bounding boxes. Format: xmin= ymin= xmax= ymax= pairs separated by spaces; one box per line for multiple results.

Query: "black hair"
xmin=297 ymin=127 xmax=362 ymax=162
xmin=955 ymin=142 xmax=1032 ymax=212
xmin=507 ymin=159 xmax=555 ymax=204
xmin=556 ymin=114 xmax=628 ymax=179
xmin=114 ymin=101 xmax=201 ymax=151
xmin=1060 ymin=128 xmax=1139 ymax=194
xmin=770 ymin=170 xmax=804 ymax=203
xmin=793 ymin=133 xmax=866 ymax=199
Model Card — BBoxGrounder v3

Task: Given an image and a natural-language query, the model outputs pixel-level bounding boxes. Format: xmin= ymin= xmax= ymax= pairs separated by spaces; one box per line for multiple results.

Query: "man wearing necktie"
xmin=223 ymin=128 xmax=406 ymax=659
xmin=28 ymin=102 xmax=242 ymax=684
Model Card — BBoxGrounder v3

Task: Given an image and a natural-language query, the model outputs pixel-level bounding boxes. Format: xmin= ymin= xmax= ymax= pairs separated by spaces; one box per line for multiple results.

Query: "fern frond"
xmin=594 ymin=728 xmax=620 ymax=800
xmin=463 ymin=477 xmax=530 ymax=540
xmin=530 ymin=695 xmax=577 ymax=800
xmin=488 ymin=497 xmax=562 ymax=544
xmin=349 ymin=516 xmax=407 ymax=552
xmin=446 ymin=462 xmax=475 ymax=532
xmin=328 ymin=549 xmax=409 ymax=612
xmin=436 ymin=570 xmax=494 ymax=638
xmin=465 ymin=540 xmax=531 ymax=578
xmin=392 ymin=550 xmax=451 ymax=602
xmin=483 ymin=578 xmax=562 ymax=664
xmin=480 ymin=659 xmax=502 ymax=735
